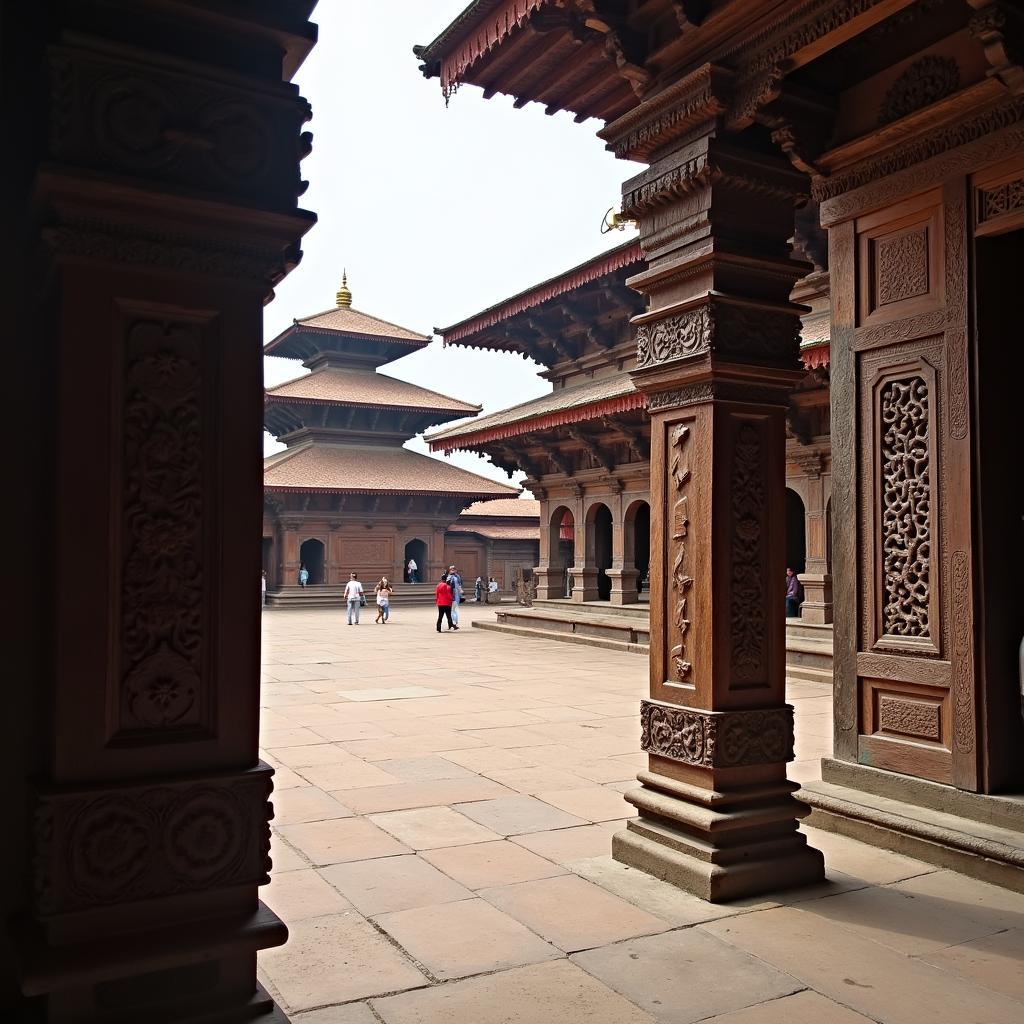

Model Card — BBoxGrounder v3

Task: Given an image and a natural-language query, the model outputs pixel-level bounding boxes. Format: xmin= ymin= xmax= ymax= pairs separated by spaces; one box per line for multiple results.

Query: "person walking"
xmin=474 ymin=575 xmax=483 ymax=602
xmin=435 ymin=572 xmax=456 ymax=632
xmin=407 ymin=557 xmax=418 ymax=584
xmin=298 ymin=564 xmax=309 ymax=588
xmin=345 ymin=571 xmax=364 ymax=625
xmin=447 ymin=565 xmax=463 ymax=626
xmin=487 ymin=577 xmax=499 ymax=603
xmin=374 ymin=576 xmax=393 ymax=623
xmin=261 ymin=570 xmax=267 ymax=610
xmin=785 ymin=567 xmax=800 ymax=618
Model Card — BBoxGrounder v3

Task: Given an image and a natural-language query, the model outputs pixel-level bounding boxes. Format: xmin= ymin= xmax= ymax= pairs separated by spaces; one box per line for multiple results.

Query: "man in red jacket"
xmin=435 ymin=573 xmax=457 ymax=632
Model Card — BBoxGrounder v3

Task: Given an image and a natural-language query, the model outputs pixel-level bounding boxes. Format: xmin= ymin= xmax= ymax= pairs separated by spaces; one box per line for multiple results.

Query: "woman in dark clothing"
xmin=435 ymin=573 xmax=457 ymax=632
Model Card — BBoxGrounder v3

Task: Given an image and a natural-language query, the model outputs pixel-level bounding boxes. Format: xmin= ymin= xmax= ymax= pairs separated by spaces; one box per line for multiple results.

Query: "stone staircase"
xmin=474 ymin=599 xmax=650 ymax=654
xmin=266 ymin=582 xmax=440 ymax=609
xmin=474 ymin=599 xmax=834 ymax=684
xmin=784 ymin=618 xmax=834 ymax=685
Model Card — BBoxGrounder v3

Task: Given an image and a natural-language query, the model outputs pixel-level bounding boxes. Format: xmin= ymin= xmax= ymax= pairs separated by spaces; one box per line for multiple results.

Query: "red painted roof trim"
xmin=440 ymin=240 xmax=642 ymax=343
xmin=800 ymin=342 xmax=830 ymax=370
xmin=429 ymin=391 xmax=646 ymax=453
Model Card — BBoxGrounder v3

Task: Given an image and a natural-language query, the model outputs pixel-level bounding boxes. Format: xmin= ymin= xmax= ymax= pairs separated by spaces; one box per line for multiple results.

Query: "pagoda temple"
xmin=262 ymin=274 xmax=535 ymax=596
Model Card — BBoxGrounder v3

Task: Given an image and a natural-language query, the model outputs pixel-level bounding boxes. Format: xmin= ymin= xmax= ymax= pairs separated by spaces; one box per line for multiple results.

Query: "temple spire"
xmin=336 ymin=269 xmax=352 ymax=308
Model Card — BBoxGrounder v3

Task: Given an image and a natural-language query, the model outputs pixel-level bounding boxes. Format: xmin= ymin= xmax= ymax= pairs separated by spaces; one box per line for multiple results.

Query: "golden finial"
xmin=336 ymin=269 xmax=352 ymax=308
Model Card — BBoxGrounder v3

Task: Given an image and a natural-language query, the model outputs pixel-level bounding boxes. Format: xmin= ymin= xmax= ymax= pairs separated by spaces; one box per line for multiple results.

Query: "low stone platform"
xmin=784 ymin=619 xmax=833 ymax=685
xmin=802 ymin=759 xmax=1024 ymax=894
xmin=475 ymin=600 xmax=650 ymax=654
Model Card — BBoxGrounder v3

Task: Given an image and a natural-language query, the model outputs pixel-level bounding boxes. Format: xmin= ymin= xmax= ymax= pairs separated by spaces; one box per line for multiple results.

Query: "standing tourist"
xmin=474 ymin=575 xmax=483 ymax=602
xmin=375 ymin=577 xmax=393 ymax=623
xmin=785 ymin=568 xmax=800 ymax=618
xmin=261 ymin=570 xmax=267 ymax=609
xmin=447 ymin=565 xmax=463 ymax=625
xmin=487 ymin=577 xmax=499 ymax=603
xmin=407 ymin=557 xmax=418 ymax=583
xmin=345 ymin=571 xmax=364 ymax=625
xmin=298 ymin=564 xmax=309 ymax=588
xmin=435 ymin=572 xmax=456 ymax=632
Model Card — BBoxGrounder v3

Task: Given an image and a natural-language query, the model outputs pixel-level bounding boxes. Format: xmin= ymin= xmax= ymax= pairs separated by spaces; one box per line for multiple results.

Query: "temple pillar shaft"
xmin=4 ymin=3 xmax=316 ymax=1019
xmin=797 ymin=463 xmax=832 ymax=623
xmin=603 ymin=81 xmax=824 ymax=899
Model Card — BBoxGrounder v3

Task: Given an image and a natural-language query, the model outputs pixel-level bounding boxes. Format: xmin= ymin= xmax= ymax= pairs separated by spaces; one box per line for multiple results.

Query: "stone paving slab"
xmin=258 ymin=605 xmax=1023 ymax=1024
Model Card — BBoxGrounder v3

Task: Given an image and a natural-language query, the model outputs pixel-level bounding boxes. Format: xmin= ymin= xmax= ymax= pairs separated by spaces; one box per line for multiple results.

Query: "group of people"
xmin=342 ymin=572 xmax=395 ymax=625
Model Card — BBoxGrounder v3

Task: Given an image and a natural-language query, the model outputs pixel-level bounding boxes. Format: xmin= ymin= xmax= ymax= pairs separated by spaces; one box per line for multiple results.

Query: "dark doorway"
xmin=299 ymin=538 xmax=325 ymax=585
xmin=262 ymin=538 xmax=274 ymax=585
xmin=404 ymin=539 xmax=427 ymax=583
xmin=590 ymin=503 xmax=613 ymax=601
xmin=974 ymin=227 xmax=1024 ymax=792
xmin=627 ymin=500 xmax=651 ymax=594
xmin=550 ymin=507 xmax=575 ymax=597
xmin=785 ymin=488 xmax=806 ymax=577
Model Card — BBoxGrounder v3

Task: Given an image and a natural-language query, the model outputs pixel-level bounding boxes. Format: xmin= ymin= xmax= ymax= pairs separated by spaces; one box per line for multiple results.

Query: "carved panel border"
xmin=110 ymin=309 xmax=218 ymax=742
xmin=32 ymin=765 xmax=273 ymax=916
xmin=640 ymin=700 xmax=794 ymax=767
xmin=669 ymin=424 xmax=694 ymax=683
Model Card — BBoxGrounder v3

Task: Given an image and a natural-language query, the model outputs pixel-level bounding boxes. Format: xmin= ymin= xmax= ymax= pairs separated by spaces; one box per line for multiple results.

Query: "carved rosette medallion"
xmin=670 ymin=425 xmax=694 ymax=682
xmin=879 ymin=376 xmax=932 ymax=637
xmin=730 ymin=423 xmax=768 ymax=685
xmin=636 ymin=307 xmax=710 ymax=368
xmin=120 ymin=320 xmax=205 ymax=734
xmin=33 ymin=769 xmax=273 ymax=915
xmin=878 ymin=55 xmax=960 ymax=126
xmin=640 ymin=701 xmax=794 ymax=767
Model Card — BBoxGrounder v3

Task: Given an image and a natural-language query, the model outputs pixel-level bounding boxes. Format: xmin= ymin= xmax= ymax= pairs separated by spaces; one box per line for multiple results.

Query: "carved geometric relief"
xmin=876 ymin=228 xmax=929 ymax=307
xmin=877 ymin=694 xmax=941 ymax=740
xmin=878 ymin=55 xmax=960 ymax=126
xmin=977 ymin=176 xmax=1024 ymax=224
xmin=879 ymin=376 xmax=932 ymax=638
xmin=669 ymin=424 xmax=693 ymax=682
xmin=640 ymin=701 xmax=794 ymax=768
xmin=32 ymin=767 xmax=273 ymax=915
xmin=730 ymin=422 xmax=768 ymax=685
xmin=119 ymin=319 xmax=206 ymax=735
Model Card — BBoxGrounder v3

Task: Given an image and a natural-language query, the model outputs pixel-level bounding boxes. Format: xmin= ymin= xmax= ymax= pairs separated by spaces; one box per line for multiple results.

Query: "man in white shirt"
xmin=407 ymin=558 xmax=418 ymax=583
xmin=487 ymin=577 xmax=499 ymax=603
xmin=344 ymin=572 xmax=364 ymax=625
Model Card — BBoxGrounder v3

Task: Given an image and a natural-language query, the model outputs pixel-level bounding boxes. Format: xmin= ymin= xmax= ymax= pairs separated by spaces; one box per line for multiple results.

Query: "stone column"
xmin=571 ymin=492 xmax=599 ymax=602
xmin=794 ymin=452 xmax=833 ymax=623
xmin=5 ymin=3 xmax=316 ymax=1019
xmin=282 ymin=521 xmax=301 ymax=587
xmin=607 ymin=485 xmax=640 ymax=603
xmin=604 ymin=67 xmax=824 ymax=901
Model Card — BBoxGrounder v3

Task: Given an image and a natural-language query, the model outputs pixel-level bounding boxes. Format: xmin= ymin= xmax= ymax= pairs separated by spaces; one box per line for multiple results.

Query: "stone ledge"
xmin=800 ymin=778 xmax=1024 ymax=894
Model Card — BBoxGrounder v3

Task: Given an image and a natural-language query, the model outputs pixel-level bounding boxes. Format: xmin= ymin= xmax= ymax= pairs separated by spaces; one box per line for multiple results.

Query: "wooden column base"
xmin=614 ymin=774 xmax=823 ymax=902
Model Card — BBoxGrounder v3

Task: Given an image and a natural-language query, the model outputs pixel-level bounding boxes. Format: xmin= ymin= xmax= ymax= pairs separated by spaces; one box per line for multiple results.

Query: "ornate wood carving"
xmin=730 ymin=422 xmax=768 ymax=686
xmin=950 ymin=550 xmax=976 ymax=753
xmin=877 ymin=695 xmax=941 ymax=740
xmin=878 ymin=56 xmax=961 ymax=127
xmin=636 ymin=307 xmax=710 ymax=366
xmin=969 ymin=1 xmax=1024 ymax=95
xmin=976 ymin=174 xmax=1024 ymax=223
xmin=669 ymin=425 xmax=693 ymax=683
xmin=876 ymin=228 xmax=929 ymax=306
xmin=640 ymin=701 xmax=794 ymax=767
xmin=118 ymin=318 xmax=207 ymax=736
xmin=32 ymin=767 xmax=273 ymax=915
xmin=879 ymin=376 xmax=932 ymax=639
xmin=853 ymin=310 xmax=945 ymax=351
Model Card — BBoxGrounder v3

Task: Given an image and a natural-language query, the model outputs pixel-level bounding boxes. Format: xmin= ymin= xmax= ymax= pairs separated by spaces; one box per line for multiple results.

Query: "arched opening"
xmin=404 ymin=539 xmax=427 ymax=583
xmin=586 ymin=502 xmax=613 ymax=601
xmin=785 ymin=489 xmax=806 ymax=577
xmin=624 ymin=500 xmax=651 ymax=597
xmin=549 ymin=506 xmax=575 ymax=598
xmin=299 ymin=538 xmax=325 ymax=585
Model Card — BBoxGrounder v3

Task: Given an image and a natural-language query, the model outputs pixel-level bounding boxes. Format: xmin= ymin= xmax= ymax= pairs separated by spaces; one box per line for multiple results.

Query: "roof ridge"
xmin=375 ymin=370 xmax=482 ymax=412
xmin=296 ymin=304 xmax=431 ymax=341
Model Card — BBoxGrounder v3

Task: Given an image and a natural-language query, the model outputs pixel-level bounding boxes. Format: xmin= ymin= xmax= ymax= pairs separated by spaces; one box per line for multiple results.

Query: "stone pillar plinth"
xmin=534 ymin=566 xmax=566 ymax=600
xmin=571 ymin=566 xmax=600 ymax=602
xmin=795 ymin=453 xmax=832 ymax=623
xmin=607 ymin=567 xmax=640 ymax=604
xmin=602 ymin=71 xmax=824 ymax=901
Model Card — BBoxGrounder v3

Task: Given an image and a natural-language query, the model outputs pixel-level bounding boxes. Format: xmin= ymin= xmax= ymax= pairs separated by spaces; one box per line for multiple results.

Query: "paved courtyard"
xmin=257 ymin=602 xmax=1024 ymax=1024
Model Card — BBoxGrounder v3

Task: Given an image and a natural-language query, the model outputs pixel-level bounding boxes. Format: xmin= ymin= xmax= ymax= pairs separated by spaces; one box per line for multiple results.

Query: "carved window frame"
xmin=868 ymin=357 xmax=942 ymax=656
xmin=972 ymin=154 xmax=1024 ymax=238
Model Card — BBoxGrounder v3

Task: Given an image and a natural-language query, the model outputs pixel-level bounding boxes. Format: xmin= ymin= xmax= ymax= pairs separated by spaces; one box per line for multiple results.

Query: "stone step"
xmin=532 ymin=599 xmax=650 ymax=621
xmin=474 ymin=619 xmax=648 ymax=656
xmin=496 ymin=607 xmax=650 ymax=644
xmin=800 ymin=777 xmax=1024 ymax=893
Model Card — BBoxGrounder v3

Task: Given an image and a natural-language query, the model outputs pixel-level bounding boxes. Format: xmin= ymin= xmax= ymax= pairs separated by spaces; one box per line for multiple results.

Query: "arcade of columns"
xmin=417 ymin=0 xmax=1024 ymax=900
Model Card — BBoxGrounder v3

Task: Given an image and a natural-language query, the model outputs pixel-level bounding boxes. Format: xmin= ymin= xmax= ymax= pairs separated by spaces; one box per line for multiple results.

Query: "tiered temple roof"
xmin=264 ymin=273 xmax=517 ymax=501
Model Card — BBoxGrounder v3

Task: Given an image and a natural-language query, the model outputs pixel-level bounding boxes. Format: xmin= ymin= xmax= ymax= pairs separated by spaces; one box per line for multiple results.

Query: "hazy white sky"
xmin=264 ymin=0 xmax=637 ymax=486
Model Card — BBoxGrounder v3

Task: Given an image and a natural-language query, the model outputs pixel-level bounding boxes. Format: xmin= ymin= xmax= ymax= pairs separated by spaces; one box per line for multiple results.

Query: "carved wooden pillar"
xmin=282 ymin=521 xmax=301 ymax=586
xmin=5 ymin=2 xmax=316 ymax=1019
xmin=604 ymin=67 xmax=824 ymax=900
xmin=794 ymin=451 xmax=833 ymax=623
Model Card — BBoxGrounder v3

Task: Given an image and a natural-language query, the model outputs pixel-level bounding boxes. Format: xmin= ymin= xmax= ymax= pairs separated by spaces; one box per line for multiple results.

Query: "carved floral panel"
xmin=875 ymin=228 xmax=929 ymax=307
xmin=879 ymin=375 xmax=932 ymax=639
